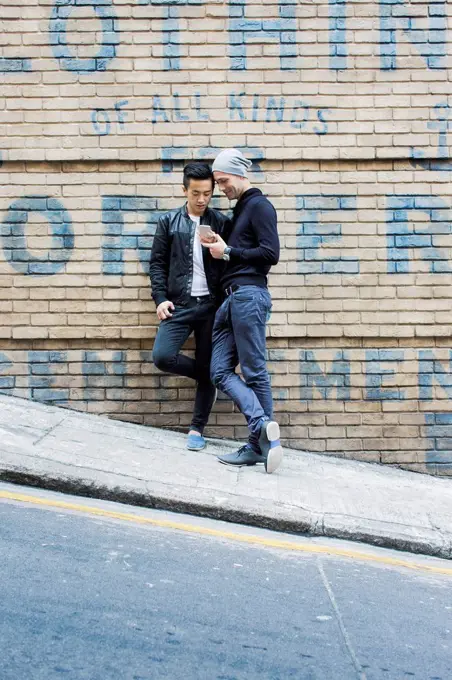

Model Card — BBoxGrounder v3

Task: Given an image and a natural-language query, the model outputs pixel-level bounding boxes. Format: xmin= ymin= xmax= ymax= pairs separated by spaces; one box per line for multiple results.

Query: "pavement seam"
xmin=31 ymin=416 xmax=69 ymax=446
xmin=317 ymin=560 xmax=368 ymax=680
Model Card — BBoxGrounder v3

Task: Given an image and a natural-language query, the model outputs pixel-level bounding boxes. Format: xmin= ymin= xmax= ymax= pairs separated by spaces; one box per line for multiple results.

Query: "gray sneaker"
xmin=258 ymin=419 xmax=283 ymax=474
xmin=217 ymin=445 xmax=263 ymax=467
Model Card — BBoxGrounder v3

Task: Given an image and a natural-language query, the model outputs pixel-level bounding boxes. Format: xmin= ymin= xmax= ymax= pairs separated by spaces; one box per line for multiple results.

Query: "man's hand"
xmin=201 ymin=233 xmax=227 ymax=259
xmin=157 ymin=300 xmax=175 ymax=320
xmin=198 ymin=228 xmax=216 ymax=244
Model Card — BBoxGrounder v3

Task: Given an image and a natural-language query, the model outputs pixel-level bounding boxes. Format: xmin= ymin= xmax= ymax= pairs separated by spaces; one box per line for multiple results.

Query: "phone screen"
xmin=198 ymin=226 xmax=215 ymax=241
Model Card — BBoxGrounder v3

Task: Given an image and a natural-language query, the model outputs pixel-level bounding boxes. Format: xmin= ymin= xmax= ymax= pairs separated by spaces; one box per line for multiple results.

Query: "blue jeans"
xmin=210 ymin=285 xmax=273 ymax=451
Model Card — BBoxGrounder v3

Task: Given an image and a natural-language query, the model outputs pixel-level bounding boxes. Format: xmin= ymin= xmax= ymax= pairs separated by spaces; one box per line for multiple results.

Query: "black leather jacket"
xmin=149 ymin=205 xmax=230 ymax=308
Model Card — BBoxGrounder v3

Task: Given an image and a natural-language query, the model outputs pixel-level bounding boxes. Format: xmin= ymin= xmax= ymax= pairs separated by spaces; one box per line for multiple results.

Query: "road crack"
xmin=317 ymin=559 xmax=367 ymax=680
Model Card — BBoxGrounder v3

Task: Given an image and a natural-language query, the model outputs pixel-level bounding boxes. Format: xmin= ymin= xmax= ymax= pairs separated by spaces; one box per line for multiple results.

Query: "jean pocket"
xmin=258 ymin=292 xmax=272 ymax=321
xmin=233 ymin=294 xmax=255 ymax=303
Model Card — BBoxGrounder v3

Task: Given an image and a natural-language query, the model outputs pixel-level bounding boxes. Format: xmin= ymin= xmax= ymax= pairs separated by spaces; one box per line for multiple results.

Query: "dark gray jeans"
xmin=153 ymin=296 xmax=217 ymax=434
xmin=210 ymin=285 xmax=273 ymax=451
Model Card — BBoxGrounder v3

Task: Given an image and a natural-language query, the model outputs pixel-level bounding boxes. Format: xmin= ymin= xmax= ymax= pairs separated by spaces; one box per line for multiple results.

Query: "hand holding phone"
xmin=198 ymin=225 xmax=216 ymax=243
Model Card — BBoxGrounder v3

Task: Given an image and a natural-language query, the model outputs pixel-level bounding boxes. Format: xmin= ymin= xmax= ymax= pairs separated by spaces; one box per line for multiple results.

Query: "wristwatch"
xmin=222 ymin=246 xmax=231 ymax=262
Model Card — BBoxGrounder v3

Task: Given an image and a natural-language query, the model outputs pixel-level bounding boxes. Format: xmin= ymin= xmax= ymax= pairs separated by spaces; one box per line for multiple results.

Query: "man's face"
xmin=213 ymin=171 xmax=244 ymax=201
xmin=183 ymin=178 xmax=213 ymax=216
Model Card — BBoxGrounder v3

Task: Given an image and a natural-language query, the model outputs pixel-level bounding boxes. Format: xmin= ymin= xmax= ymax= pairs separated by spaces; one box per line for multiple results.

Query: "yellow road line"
xmin=1 ymin=489 xmax=451 ymax=576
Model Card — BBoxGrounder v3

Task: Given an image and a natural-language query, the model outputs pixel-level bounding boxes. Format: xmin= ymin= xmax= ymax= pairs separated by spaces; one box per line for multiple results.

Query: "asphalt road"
xmin=0 ymin=482 xmax=451 ymax=680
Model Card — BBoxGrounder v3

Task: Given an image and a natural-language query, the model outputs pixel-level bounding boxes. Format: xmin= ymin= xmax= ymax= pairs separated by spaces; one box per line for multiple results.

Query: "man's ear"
xmin=182 ymin=184 xmax=188 ymax=197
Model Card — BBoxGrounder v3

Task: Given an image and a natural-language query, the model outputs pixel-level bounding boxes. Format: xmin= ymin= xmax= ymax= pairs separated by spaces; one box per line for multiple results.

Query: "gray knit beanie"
xmin=212 ymin=148 xmax=252 ymax=178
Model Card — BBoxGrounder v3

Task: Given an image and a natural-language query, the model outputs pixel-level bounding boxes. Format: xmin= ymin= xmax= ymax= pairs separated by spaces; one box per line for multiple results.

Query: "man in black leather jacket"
xmin=149 ymin=162 xmax=229 ymax=451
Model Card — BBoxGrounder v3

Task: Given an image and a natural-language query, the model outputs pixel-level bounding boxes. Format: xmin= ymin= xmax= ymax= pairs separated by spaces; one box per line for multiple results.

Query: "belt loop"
xmin=224 ymin=284 xmax=239 ymax=297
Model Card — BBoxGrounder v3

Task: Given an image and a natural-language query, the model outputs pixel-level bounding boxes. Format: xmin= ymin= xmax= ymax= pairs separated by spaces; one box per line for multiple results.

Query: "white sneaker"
xmin=258 ymin=419 xmax=283 ymax=474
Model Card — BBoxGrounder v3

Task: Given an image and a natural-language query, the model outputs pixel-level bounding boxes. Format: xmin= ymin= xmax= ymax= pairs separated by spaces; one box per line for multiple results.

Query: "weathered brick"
xmin=1 ymin=2 xmax=451 ymax=474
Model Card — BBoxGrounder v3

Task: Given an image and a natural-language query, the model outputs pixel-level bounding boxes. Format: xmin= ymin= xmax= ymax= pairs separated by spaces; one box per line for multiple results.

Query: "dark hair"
xmin=183 ymin=162 xmax=214 ymax=190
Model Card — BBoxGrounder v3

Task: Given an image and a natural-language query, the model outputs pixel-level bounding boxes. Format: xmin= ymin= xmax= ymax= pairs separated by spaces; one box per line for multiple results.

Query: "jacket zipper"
xmin=186 ymin=214 xmax=195 ymax=298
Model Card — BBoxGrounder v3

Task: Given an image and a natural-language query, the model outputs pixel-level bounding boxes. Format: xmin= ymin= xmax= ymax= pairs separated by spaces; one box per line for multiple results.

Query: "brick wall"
xmin=1 ymin=0 xmax=452 ymax=474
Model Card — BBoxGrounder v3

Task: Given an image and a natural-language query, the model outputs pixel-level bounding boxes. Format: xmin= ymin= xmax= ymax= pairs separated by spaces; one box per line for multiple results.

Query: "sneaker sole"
xmin=266 ymin=442 xmax=283 ymax=474
xmin=217 ymin=458 xmax=259 ymax=467
xmin=264 ymin=421 xmax=283 ymax=474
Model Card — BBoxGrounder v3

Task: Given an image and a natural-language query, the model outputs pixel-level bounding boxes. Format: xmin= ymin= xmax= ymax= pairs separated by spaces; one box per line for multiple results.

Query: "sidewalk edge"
xmin=1 ymin=466 xmax=450 ymax=561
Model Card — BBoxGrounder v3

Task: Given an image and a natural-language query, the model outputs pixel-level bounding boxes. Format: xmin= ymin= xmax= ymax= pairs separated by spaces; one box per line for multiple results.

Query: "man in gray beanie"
xmin=202 ymin=148 xmax=283 ymax=474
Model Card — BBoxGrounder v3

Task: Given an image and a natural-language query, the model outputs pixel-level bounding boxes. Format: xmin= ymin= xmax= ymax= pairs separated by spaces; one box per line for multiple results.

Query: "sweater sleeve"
xmin=228 ymin=200 xmax=280 ymax=265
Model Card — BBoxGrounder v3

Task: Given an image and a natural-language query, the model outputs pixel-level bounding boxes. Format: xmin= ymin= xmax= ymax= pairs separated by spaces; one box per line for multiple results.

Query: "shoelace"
xmin=236 ymin=444 xmax=252 ymax=457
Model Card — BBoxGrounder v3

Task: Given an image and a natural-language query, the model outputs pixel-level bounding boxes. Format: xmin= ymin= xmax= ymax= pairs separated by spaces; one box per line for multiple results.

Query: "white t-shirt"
xmin=189 ymin=214 xmax=210 ymax=297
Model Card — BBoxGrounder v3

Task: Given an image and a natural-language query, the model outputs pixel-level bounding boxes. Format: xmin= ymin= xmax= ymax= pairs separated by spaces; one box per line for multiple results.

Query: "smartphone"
xmin=198 ymin=225 xmax=215 ymax=241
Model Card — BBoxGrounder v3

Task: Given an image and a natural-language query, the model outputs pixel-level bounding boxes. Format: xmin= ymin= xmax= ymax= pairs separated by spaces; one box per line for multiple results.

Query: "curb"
xmin=1 ymin=464 xmax=450 ymax=561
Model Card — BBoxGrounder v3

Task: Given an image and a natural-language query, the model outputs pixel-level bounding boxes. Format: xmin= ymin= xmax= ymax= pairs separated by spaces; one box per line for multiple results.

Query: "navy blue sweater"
xmin=222 ymin=188 xmax=280 ymax=290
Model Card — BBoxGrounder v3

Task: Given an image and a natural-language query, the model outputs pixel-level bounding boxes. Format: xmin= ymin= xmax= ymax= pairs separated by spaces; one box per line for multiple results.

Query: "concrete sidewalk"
xmin=0 ymin=394 xmax=451 ymax=559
